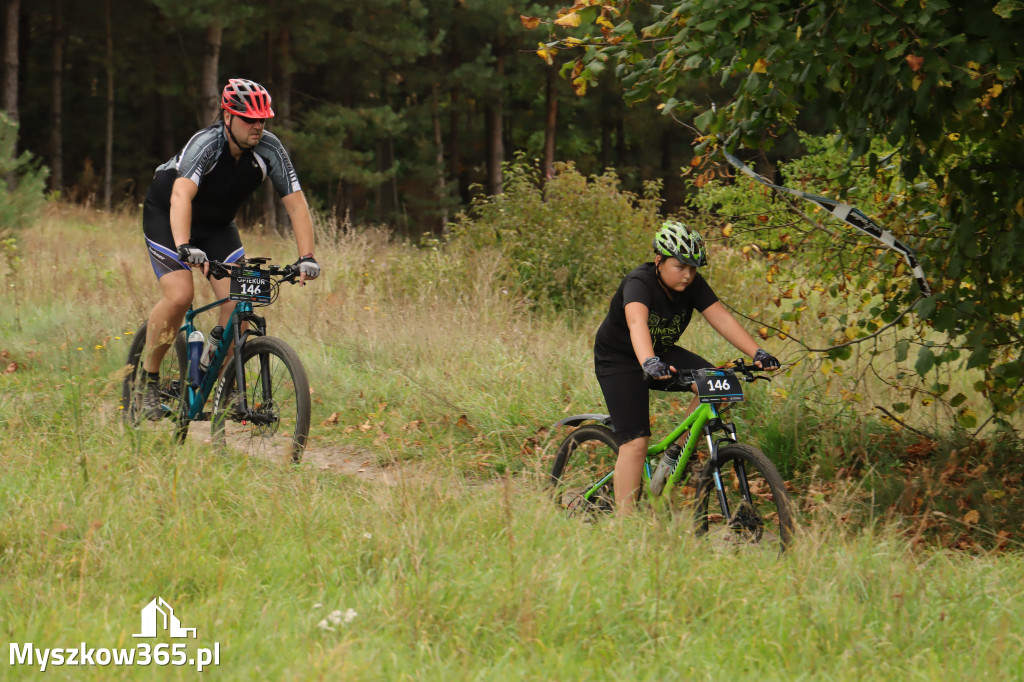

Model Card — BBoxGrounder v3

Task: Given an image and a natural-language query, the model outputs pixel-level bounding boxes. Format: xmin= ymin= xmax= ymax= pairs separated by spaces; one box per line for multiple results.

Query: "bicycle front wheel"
xmin=210 ymin=336 xmax=311 ymax=463
xmin=549 ymin=424 xmax=619 ymax=520
xmin=121 ymin=320 xmax=189 ymax=441
xmin=693 ymin=443 xmax=795 ymax=555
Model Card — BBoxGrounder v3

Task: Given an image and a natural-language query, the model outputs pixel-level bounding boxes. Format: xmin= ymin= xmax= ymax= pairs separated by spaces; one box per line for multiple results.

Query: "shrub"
xmin=449 ymin=156 xmax=664 ymax=311
xmin=0 ymin=114 xmax=48 ymax=233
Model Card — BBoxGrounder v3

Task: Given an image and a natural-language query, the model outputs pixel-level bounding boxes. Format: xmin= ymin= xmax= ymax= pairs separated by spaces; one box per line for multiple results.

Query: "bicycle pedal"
xmin=194 ymin=411 xmax=211 ymax=421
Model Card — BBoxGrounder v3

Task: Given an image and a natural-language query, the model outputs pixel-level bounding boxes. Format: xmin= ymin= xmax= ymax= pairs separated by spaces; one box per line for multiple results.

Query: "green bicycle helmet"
xmin=653 ymin=220 xmax=707 ymax=267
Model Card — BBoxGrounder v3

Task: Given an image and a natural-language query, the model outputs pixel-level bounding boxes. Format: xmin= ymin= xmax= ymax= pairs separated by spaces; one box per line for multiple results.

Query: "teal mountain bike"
xmin=122 ymin=257 xmax=311 ymax=462
xmin=550 ymin=359 xmax=796 ymax=553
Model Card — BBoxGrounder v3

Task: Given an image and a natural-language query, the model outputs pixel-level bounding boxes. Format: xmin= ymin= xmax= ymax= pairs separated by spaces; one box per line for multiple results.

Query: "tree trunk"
xmin=2 ymin=0 xmax=18 ymax=122
xmin=486 ymin=45 xmax=504 ymax=195
xmin=103 ymin=0 xmax=113 ymax=211
xmin=431 ymin=82 xmax=447 ymax=233
xmin=542 ymin=65 xmax=558 ymax=180
xmin=274 ymin=24 xmax=291 ymax=232
xmin=449 ymin=85 xmax=464 ymax=204
xmin=49 ymin=0 xmax=63 ymax=192
xmin=198 ymin=21 xmax=222 ymax=127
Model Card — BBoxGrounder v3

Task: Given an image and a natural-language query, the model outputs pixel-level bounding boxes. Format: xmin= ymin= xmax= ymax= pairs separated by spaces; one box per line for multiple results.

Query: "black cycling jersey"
xmin=142 ymin=121 xmax=302 ymax=278
xmin=594 ymin=263 xmax=718 ymax=376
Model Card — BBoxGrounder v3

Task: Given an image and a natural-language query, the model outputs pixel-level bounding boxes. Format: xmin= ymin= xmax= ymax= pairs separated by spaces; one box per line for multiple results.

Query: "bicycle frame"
xmin=180 ymin=296 xmax=265 ymax=421
xmin=571 ymin=400 xmax=742 ymax=514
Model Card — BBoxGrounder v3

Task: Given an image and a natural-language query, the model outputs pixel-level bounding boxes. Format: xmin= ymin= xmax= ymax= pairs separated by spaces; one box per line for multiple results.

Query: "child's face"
xmin=656 ymin=256 xmax=697 ymax=292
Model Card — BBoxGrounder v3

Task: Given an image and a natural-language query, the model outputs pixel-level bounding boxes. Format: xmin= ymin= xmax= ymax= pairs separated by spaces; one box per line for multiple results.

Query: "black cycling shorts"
xmin=142 ymin=198 xmax=245 ymax=279
xmin=596 ymin=346 xmax=713 ymax=446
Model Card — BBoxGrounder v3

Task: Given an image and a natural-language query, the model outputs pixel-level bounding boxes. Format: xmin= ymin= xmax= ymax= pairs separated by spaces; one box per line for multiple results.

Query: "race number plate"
xmin=693 ymin=368 xmax=744 ymax=404
xmin=230 ymin=268 xmax=271 ymax=303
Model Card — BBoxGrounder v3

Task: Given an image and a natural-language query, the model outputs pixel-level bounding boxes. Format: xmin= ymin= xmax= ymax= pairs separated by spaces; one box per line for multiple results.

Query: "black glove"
xmin=176 ymin=244 xmax=208 ymax=265
xmin=642 ymin=356 xmax=672 ymax=382
xmin=753 ymin=348 xmax=780 ymax=370
xmin=295 ymin=254 xmax=320 ymax=279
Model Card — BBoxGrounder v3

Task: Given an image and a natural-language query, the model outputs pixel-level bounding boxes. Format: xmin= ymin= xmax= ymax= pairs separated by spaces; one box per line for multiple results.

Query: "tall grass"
xmin=1 ymin=206 xmax=1022 ymax=679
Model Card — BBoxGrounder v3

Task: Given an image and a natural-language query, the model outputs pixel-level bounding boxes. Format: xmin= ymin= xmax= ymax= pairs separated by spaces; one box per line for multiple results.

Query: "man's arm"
xmin=281 ymin=190 xmax=317 ymax=282
xmin=170 ymin=177 xmax=205 ymax=275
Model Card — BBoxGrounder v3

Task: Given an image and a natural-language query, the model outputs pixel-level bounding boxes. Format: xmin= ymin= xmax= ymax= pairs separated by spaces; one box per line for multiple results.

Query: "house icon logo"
xmin=133 ymin=597 xmax=197 ymax=639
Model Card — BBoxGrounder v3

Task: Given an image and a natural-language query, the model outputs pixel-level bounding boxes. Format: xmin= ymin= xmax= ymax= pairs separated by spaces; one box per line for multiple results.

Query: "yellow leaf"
xmin=596 ymin=15 xmax=614 ymax=29
xmin=1015 ymin=198 xmax=1024 ymax=218
xmin=752 ymin=58 xmax=768 ymax=74
xmin=536 ymin=43 xmax=556 ymax=65
xmin=722 ymin=224 xmax=733 ymax=237
xmin=520 ymin=15 xmax=541 ymax=30
xmin=844 ymin=326 xmax=857 ymax=341
xmin=912 ymin=73 xmax=926 ymax=91
xmin=757 ymin=327 xmax=769 ymax=340
xmin=988 ymin=83 xmax=1003 ymax=98
xmin=947 ymin=132 xmax=960 ymax=141
xmin=554 ymin=12 xmax=581 ymax=27
xmin=572 ymin=77 xmax=588 ymax=96
xmin=962 ymin=509 xmax=980 ymax=525
xmin=796 ymin=25 xmax=802 ymax=40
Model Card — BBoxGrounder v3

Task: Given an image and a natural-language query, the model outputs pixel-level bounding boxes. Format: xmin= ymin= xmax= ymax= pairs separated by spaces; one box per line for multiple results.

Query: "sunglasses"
xmin=234 ymin=114 xmax=266 ymax=125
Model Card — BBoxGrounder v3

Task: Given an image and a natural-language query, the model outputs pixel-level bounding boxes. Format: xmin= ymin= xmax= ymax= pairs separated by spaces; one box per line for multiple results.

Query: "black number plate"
xmin=230 ymin=268 xmax=271 ymax=303
xmin=694 ymin=368 xmax=744 ymax=404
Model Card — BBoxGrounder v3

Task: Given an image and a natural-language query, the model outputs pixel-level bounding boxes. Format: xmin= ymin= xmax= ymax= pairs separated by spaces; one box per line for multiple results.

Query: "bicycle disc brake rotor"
xmin=248 ymin=400 xmax=280 ymax=436
xmin=566 ymin=489 xmax=614 ymax=521
xmin=728 ymin=500 xmax=764 ymax=542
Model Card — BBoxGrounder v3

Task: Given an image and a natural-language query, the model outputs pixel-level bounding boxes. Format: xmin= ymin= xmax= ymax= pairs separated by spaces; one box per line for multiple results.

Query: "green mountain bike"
xmin=121 ymin=257 xmax=311 ymax=462
xmin=550 ymin=359 xmax=796 ymax=553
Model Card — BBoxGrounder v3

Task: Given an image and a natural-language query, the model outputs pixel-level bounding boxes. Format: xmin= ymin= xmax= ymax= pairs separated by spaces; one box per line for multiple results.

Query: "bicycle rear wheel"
xmin=121 ymin=320 xmax=188 ymax=441
xmin=549 ymin=424 xmax=619 ymax=520
xmin=693 ymin=443 xmax=795 ymax=555
xmin=210 ymin=336 xmax=311 ymax=463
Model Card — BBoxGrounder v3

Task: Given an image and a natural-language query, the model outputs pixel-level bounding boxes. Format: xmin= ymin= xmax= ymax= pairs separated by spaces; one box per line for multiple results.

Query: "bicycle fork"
xmin=703 ymin=419 xmax=752 ymax=529
xmin=229 ymin=311 xmax=277 ymax=428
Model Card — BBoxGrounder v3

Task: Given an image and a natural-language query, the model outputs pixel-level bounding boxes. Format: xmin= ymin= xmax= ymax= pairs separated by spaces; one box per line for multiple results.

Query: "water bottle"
xmin=649 ymin=444 xmax=682 ymax=497
xmin=187 ymin=330 xmax=205 ymax=388
xmin=199 ymin=325 xmax=224 ymax=374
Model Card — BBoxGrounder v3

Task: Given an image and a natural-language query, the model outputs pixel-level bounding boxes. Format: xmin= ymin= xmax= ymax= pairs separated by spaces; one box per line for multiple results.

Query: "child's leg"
xmin=614 ymin=436 xmax=649 ymax=515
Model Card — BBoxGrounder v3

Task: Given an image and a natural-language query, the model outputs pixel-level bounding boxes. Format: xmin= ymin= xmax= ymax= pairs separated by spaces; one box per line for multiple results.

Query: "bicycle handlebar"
xmin=207 ymin=258 xmax=300 ymax=284
xmin=661 ymin=357 xmax=773 ymax=391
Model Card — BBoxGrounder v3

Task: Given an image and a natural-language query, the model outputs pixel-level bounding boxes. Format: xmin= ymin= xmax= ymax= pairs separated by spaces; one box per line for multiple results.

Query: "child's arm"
xmin=700 ymin=301 xmax=761 ymax=359
xmin=625 ymin=302 xmax=673 ymax=378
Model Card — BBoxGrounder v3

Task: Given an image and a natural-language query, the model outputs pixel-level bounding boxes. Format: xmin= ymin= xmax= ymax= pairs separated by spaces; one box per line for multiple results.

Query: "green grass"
xmin=2 ymin=206 xmax=1023 ymax=679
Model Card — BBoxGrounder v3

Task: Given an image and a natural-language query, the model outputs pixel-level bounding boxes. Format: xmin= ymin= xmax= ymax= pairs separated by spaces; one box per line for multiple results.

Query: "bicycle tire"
xmin=549 ymin=424 xmax=619 ymax=520
xmin=210 ymin=335 xmax=311 ymax=463
xmin=693 ymin=443 xmax=796 ymax=554
xmin=120 ymin=320 xmax=189 ymax=441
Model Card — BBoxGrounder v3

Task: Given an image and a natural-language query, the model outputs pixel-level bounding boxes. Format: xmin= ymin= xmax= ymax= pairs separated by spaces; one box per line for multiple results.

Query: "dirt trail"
xmin=185 ymin=421 xmax=400 ymax=484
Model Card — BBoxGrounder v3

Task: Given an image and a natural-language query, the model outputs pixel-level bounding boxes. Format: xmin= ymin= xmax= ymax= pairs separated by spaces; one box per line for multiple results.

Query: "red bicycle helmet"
xmin=221 ymin=78 xmax=275 ymax=119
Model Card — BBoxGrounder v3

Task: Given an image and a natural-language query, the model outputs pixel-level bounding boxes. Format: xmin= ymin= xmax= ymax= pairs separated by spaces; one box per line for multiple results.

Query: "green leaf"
xmin=895 ymin=338 xmax=910 ymax=363
xmin=993 ymin=0 xmax=1024 ymax=18
xmin=693 ymin=108 xmax=716 ymax=131
xmin=914 ymin=347 xmax=935 ymax=377
xmin=949 ymin=393 xmax=967 ymax=408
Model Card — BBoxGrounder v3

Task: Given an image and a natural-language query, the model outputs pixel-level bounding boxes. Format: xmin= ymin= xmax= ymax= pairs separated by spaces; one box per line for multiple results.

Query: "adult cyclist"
xmin=140 ymin=78 xmax=320 ymax=418
xmin=593 ymin=220 xmax=780 ymax=515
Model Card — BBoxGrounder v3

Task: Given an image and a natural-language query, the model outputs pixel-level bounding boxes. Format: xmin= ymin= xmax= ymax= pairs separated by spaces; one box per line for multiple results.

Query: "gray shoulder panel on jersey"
xmin=255 ymin=131 xmax=302 ymax=197
xmin=154 ymin=125 xmax=224 ymax=185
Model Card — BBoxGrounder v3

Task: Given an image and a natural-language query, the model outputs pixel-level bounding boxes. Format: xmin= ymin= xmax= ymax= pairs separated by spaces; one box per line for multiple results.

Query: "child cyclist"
xmin=593 ymin=220 xmax=780 ymax=515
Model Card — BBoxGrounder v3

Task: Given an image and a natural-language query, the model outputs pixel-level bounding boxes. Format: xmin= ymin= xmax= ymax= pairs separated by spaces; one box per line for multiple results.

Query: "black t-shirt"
xmin=594 ymin=263 xmax=719 ymax=376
